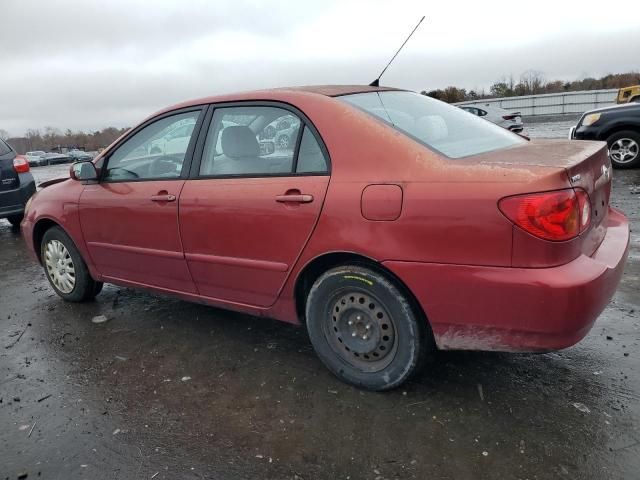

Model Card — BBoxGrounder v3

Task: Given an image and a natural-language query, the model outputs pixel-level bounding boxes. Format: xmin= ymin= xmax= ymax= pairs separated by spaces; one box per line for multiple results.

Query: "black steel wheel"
xmin=326 ymin=290 xmax=397 ymax=371
xmin=305 ymin=265 xmax=431 ymax=390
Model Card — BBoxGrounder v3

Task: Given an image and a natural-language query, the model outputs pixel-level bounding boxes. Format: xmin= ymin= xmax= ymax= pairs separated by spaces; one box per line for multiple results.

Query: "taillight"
xmin=502 ymin=114 xmax=519 ymax=120
xmin=499 ymin=188 xmax=591 ymax=241
xmin=13 ymin=157 xmax=30 ymax=173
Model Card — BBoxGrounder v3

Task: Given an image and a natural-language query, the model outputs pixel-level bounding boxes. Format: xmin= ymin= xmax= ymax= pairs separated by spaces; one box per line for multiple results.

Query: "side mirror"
xmin=70 ymin=161 xmax=98 ymax=182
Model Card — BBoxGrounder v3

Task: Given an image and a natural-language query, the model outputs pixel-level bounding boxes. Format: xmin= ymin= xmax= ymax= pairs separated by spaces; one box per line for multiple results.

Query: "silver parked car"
xmin=25 ymin=151 xmax=47 ymax=166
xmin=460 ymin=105 xmax=524 ymax=133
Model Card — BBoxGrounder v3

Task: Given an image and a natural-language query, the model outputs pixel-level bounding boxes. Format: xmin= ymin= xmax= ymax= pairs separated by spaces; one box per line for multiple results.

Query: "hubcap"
xmin=44 ymin=239 xmax=75 ymax=294
xmin=326 ymin=291 xmax=396 ymax=370
xmin=609 ymin=138 xmax=639 ymax=164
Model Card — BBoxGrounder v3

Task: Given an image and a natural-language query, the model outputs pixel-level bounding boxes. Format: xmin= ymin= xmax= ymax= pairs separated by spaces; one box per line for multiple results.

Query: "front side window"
xmin=341 ymin=91 xmax=524 ymax=159
xmin=104 ymin=111 xmax=200 ymax=181
xmin=199 ymin=106 xmax=302 ymax=176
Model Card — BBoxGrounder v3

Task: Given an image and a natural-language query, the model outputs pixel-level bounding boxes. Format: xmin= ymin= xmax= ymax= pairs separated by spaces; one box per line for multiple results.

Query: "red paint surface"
xmin=21 ymin=86 xmax=631 ymax=352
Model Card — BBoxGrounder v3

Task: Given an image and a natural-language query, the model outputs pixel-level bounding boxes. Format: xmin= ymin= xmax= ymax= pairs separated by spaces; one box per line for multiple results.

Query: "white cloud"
xmin=1 ymin=0 xmax=638 ymax=135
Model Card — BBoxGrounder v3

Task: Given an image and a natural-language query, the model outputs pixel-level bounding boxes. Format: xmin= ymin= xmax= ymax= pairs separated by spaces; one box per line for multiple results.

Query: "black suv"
xmin=570 ymin=103 xmax=640 ymax=168
xmin=0 ymin=138 xmax=36 ymax=227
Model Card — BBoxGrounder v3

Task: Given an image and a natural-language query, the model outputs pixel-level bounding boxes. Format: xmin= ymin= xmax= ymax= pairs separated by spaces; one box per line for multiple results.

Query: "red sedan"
xmin=21 ymin=85 xmax=630 ymax=390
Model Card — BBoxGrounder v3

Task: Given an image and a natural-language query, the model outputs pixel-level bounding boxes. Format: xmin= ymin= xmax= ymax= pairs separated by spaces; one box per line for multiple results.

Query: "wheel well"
xmin=293 ymin=252 xmax=432 ymax=336
xmin=32 ymin=219 xmax=59 ymax=263
xmin=602 ymin=126 xmax=640 ymax=141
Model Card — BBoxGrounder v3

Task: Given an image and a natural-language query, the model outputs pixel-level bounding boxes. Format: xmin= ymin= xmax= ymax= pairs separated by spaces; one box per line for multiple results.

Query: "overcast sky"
xmin=1 ymin=0 xmax=639 ymax=136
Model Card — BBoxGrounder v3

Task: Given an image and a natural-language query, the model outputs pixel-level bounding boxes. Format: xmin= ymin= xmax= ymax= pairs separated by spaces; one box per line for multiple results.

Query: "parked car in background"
xmin=616 ymin=85 xmax=640 ymax=104
xmin=570 ymin=102 xmax=640 ymax=168
xmin=459 ymin=104 xmax=524 ymax=133
xmin=259 ymin=114 xmax=301 ymax=149
xmin=22 ymin=85 xmax=629 ymax=390
xmin=67 ymin=149 xmax=93 ymax=161
xmin=26 ymin=151 xmax=47 ymax=167
xmin=0 ymin=138 xmax=36 ymax=227
xmin=42 ymin=152 xmax=71 ymax=165
xmin=148 ymin=117 xmax=197 ymax=155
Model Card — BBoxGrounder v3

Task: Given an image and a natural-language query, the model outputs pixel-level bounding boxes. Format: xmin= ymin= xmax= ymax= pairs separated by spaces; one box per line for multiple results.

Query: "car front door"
xmin=79 ymin=108 xmax=205 ymax=293
xmin=179 ymin=104 xmax=331 ymax=307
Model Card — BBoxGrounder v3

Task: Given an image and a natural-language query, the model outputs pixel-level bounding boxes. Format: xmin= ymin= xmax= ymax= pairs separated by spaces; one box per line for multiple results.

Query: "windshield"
xmin=340 ymin=91 xmax=524 ymax=158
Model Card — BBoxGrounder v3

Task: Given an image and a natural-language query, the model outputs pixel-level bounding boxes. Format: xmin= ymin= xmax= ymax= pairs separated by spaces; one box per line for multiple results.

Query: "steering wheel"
xmin=149 ymin=154 xmax=183 ymax=177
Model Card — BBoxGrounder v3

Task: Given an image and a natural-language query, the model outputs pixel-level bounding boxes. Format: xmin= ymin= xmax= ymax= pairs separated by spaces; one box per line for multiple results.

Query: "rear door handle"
xmin=275 ymin=194 xmax=314 ymax=203
xmin=151 ymin=193 xmax=176 ymax=202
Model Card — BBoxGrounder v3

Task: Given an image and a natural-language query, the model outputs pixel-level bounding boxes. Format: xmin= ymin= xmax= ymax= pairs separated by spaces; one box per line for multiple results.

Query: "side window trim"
xmin=189 ymin=100 xmax=331 ymax=180
xmin=290 ymin=120 xmax=305 ymax=174
xmin=99 ymin=105 xmax=207 ymax=183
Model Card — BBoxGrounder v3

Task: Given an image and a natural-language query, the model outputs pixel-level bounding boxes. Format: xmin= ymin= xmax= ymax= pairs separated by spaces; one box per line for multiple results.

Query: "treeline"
xmin=2 ymin=126 xmax=129 ymax=155
xmin=422 ymin=71 xmax=640 ymax=103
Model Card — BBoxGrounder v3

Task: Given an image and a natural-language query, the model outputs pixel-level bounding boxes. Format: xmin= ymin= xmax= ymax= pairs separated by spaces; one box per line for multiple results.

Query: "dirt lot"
xmin=1 ymin=141 xmax=639 ymax=479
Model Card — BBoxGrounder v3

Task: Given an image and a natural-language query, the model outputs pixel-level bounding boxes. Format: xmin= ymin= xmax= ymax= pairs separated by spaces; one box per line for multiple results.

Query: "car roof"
xmin=156 ymin=85 xmax=404 ymax=116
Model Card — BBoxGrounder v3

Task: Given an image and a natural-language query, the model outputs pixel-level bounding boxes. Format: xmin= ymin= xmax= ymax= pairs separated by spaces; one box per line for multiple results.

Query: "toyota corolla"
xmin=21 ymin=85 xmax=630 ymax=390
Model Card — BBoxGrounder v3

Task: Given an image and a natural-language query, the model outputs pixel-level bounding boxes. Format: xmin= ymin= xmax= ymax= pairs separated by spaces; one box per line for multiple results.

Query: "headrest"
xmin=416 ymin=115 xmax=448 ymax=143
xmin=221 ymin=126 xmax=259 ymax=158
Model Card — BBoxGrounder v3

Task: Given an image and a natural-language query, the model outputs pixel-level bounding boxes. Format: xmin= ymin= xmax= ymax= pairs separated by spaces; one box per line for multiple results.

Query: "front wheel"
xmin=305 ymin=265 xmax=430 ymax=391
xmin=41 ymin=226 xmax=103 ymax=302
xmin=607 ymin=130 xmax=640 ymax=169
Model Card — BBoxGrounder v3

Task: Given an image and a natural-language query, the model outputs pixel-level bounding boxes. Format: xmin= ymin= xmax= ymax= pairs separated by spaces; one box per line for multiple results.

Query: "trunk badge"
xmin=570 ymin=174 xmax=581 ymax=183
xmin=602 ymin=164 xmax=610 ymax=181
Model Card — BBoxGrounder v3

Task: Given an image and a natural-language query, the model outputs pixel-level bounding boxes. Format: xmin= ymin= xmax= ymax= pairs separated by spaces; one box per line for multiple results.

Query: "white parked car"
xmin=459 ymin=105 xmax=524 ymax=133
xmin=25 ymin=151 xmax=46 ymax=166
xmin=148 ymin=118 xmax=197 ymax=156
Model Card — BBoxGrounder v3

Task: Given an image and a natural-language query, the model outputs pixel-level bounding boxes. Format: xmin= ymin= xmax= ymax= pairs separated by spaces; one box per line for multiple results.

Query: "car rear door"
xmin=179 ymin=103 xmax=331 ymax=307
xmin=79 ymin=107 xmax=206 ymax=293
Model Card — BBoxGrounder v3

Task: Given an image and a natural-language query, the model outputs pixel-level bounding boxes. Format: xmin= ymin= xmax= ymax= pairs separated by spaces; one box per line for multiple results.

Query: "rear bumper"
xmin=0 ymin=173 xmax=36 ymax=218
xmin=383 ymin=208 xmax=630 ymax=352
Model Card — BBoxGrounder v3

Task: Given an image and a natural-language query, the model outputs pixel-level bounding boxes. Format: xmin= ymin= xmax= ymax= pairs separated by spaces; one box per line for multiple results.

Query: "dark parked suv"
xmin=0 ymin=138 xmax=36 ymax=227
xmin=570 ymin=103 xmax=640 ymax=168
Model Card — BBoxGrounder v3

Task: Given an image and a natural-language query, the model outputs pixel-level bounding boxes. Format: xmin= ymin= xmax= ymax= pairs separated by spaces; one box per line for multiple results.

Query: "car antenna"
xmin=369 ymin=16 xmax=426 ymax=87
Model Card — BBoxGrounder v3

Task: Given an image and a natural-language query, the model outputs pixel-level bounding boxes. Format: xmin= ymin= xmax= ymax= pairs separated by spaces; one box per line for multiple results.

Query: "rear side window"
xmin=341 ymin=91 xmax=523 ymax=159
xmin=200 ymin=106 xmax=303 ymax=176
xmin=0 ymin=139 xmax=12 ymax=156
xmin=296 ymin=127 xmax=327 ymax=173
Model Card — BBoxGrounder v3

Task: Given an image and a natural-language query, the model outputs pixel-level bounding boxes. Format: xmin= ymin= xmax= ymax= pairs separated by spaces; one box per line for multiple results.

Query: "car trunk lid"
xmin=472 ymin=139 xmax=612 ymax=259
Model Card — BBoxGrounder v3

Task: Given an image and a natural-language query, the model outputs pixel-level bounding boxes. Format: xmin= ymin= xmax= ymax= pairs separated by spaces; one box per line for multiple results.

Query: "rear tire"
xmin=305 ymin=265 xmax=430 ymax=391
xmin=7 ymin=214 xmax=23 ymax=228
xmin=606 ymin=130 xmax=640 ymax=169
xmin=41 ymin=226 xmax=103 ymax=302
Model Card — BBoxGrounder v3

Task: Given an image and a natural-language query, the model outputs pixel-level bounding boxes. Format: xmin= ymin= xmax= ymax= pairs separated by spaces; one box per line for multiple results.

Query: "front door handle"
xmin=275 ymin=193 xmax=314 ymax=203
xmin=151 ymin=193 xmax=176 ymax=202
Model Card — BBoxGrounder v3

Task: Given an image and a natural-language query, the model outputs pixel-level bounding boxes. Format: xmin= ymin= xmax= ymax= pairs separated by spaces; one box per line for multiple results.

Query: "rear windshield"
xmin=340 ymin=91 xmax=524 ymax=158
xmin=0 ymin=138 xmax=12 ymax=156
